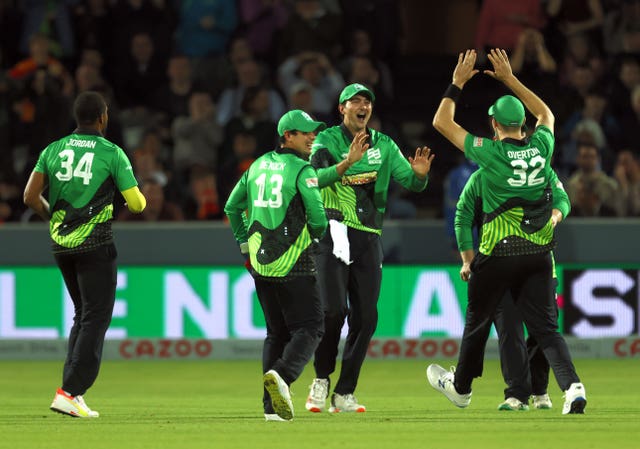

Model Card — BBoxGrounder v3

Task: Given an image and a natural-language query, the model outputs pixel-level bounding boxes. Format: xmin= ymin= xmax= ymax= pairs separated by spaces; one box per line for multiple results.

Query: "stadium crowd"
xmin=0 ymin=0 xmax=639 ymax=224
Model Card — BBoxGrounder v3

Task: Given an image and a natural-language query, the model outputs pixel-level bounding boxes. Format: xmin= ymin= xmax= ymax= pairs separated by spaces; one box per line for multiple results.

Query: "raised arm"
xmin=432 ymin=50 xmax=479 ymax=152
xmin=484 ymin=48 xmax=555 ymax=133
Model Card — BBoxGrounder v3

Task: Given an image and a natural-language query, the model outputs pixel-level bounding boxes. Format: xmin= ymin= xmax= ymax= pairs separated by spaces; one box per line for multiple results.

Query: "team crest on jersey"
xmin=306 ymin=177 xmax=318 ymax=188
xmin=473 ymin=137 xmax=483 ymax=147
xmin=367 ymin=148 xmax=382 ymax=164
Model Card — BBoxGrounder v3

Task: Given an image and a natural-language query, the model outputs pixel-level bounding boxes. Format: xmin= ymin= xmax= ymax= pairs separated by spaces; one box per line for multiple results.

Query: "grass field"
xmin=1 ymin=358 xmax=638 ymax=449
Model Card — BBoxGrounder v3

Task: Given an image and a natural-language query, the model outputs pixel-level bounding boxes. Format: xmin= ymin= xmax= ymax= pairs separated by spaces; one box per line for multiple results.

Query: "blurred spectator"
xmin=557 ymin=32 xmax=605 ymax=87
xmin=0 ymin=177 xmax=22 ymax=223
xmin=620 ymin=84 xmax=640 ymax=148
xmin=343 ymin=56 xmax=392 ymax=115
xmin=151 ymin=54 xmax=196 ymax=127
xmin=569 ymin=178 xmax=618 ymax=217
xmin=566 ymin=142 xmax=621 ymax=216
xmin=8 ymin=33 xmax=74 ymax=93
xmin=277 ymin=0 xmax=343 ymax=62
xmin=603 ymin=0 xmax=640 ymax=55
xmin=339 ymin=29 xmax=394 ymax=102
xmin=339 ymin=0 xmax=402 ymax=62
xmin=474 ymin=0 xmax=545 ymax=60
xmin=183 ymin=167 xmax=223 ymax=220
xmin=223 ymin=85 xmax=278 ymax=157
xmin=443 ymin=156 xmax=478 ymax=252
xmin=608 ymin=55 xmax=640 ymax=122
xmin=175 ymin=0 xmax=237 ymax=59
xmin=278 ymin=51 xmax=345 ymax=120
xmin=216 ymin=59 xmax=285 ymax=126
xmin=118 ymin=177 xmax=184 ymax=222
xmin=72 ymin=0 xmax=112 ymax=64
xmin=553 ymin=63 xmax=598 ymax=125
xmin=14 ymin=66 xmax=73 ymax=183
xmin=109 ymin=0 xmax=175 ymax=81
xmin=19 ymin=0 xmax=78 ymax=60
xmin=559 ymin=118 xmax=610 ymax=176
xmin=561 ymin=87 xmax=622 ymax=158
xmin=115 ymin=31 xmax=167 ymax=110
xmin=613 ymin=149 xmax=640 ymax=216
xmin=510 ymin=28 xmax=558 ymax=101
xmin=287 ymin=81 xmax=314 ymax=112
xmin=130 ymin=144 xmax=169 ymax=200
xmin=218 ymin=130 xmax=258 ymax=201
xmin=545 ymin=0 xmax=604 ymax=58
xmin=198 ymin=35 xmax=253 ymax=99
xmin=237 ymin=0 xmax=289 ymax=65
xmin=174 ymin=0 xmax=235 ymax=93
xmin=172 ymin=91 xmax=224 ymax=179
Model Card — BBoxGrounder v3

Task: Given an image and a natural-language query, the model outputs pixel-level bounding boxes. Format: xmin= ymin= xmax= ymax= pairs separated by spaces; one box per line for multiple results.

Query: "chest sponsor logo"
xmin=367 ymin=148 xmax=382 ymax=164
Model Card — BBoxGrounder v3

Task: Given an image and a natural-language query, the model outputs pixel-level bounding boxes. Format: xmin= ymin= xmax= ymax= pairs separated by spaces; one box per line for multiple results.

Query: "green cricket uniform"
xmin=463 ymin=125 xmax=555 ymax=256
xmin=34 ymin=130 xmax=138 ymax=253
xmin=455 ymin=167 xmax=570 ymax=253
xmin=454 ymin=166 xmax=570 ymax=402
xmin=309 ymin=123 xmax=428 ymax=396
xmin=225 ymin=148 xmax=328 ymax=278
xmin=311 ymin=124 xmax=428 ymax=234
xmin=453 ymin=126 xmax=581 ymax=395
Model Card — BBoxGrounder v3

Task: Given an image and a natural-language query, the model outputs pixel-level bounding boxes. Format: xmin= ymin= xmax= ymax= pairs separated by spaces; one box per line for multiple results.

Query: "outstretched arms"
xmin=483 ymin=48 xmax=554 ymax=133
xmin=432 ymin=50 xmax=479 ymax=151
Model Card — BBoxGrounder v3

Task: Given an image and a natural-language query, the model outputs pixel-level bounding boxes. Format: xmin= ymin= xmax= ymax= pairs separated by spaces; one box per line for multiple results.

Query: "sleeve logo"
xmin=473 ymin=137 xmax=483 ymax=147
xmin=306 ymin=177 xmax=319 ymax=188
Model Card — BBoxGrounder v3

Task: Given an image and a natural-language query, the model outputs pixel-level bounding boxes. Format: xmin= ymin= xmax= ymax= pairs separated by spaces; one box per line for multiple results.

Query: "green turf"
xmin=1 ymin=358 xmax=638 ymax=449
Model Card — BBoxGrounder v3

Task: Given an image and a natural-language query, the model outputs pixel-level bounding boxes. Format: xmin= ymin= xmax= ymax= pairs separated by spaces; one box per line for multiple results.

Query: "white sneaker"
xmin=532 ymin=394 xmax=553 ymax=410
xmin=498 ymin=397 xmax=529 ymax=411
xmin=426 ymin=364 xmax=471 ymax=408
xmin=264 ymin=413 xmax=288 ymax=422
xmin=562 ymin=382 xmax=586 ymax=415
xmin=263 ymin=370 xmax=294 ymax=421
xmin=329 ymin=393 xmax=366 ymax=413
xmin=50 ymin=388 xmax=99 ymax=418
xmin=305 ymin=378 xmax=329 ymax=413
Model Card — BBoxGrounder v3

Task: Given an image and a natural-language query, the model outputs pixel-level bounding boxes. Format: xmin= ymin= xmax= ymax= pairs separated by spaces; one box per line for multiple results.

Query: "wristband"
xmin=443 ymin=84 xmax=462 ymax=102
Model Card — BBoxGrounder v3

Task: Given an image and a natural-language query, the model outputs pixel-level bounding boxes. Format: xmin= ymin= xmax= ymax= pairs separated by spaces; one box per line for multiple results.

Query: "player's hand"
xmin=460 ymin=262 xmax=472 ymax=282
xmin=452 ymin=49 xmax=479 ymax=88
xmin=408 ymin=146 xmax=435 ymax=179
xmin=345 ymin=131 xmax=370 ymax=166
xmin=484 ymin=48 xmax=514 ymax=82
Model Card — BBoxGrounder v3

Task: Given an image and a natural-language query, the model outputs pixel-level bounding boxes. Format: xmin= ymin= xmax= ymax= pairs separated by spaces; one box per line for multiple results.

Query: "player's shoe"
xmin=329 ymin=393 xmax=366 ymax=413
xmin=562 ymin=382 xmax=586 ymax=415
xmin=263 ymin=370 xmax=294 ymax=421
xmin=264 ymin=413 xmax=288 ymax=422
xmin=498 ymin=397 xmax=529 ymax=411
xmin=305 ymin=378 xmax=329 ymax=413
xmin=426 ymin=364 xmax=471 ymax=408
xmin=50 ymin=388 xmax=99 ymax=418
xmin=532 ymin=394 xmax=553 ymax=410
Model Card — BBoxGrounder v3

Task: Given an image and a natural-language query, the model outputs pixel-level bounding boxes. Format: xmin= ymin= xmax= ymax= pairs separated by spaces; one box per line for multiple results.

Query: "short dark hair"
xmin=73 ymin=91 xmax=107 ymax=126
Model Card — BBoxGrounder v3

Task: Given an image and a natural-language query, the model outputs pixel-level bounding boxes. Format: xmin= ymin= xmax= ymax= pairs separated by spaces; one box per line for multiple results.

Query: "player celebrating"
xmin=427 ymin=49 xmax=586 ymax=414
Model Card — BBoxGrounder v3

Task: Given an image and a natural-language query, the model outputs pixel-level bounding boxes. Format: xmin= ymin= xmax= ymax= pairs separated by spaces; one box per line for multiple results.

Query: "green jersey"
xmin=224 ymin=148 xmax=328 ymax=278
xmin=463 ymin=126 xmax=556 ymax=256
xmin=455 ymin=168 xmax=570 ymax=253
xmin=311 ymin=124 xmax=428 ymax=234
xmin=34 ymin=130 xmax=138 ymax=253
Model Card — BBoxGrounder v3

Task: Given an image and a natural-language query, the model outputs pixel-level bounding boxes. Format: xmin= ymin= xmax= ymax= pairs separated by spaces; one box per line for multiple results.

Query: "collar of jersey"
xmin=275 ymin=147 xmax=307 ymax=160
xmin=73 ymin=128 xmax=103 ymax=137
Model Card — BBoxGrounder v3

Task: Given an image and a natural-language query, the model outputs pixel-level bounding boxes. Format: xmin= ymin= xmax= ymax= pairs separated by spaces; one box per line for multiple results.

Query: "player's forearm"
xmin=460 ymin=248 xmax=475 ymax=264
xmin=27 ymin=195 xmax=51 ymax=221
